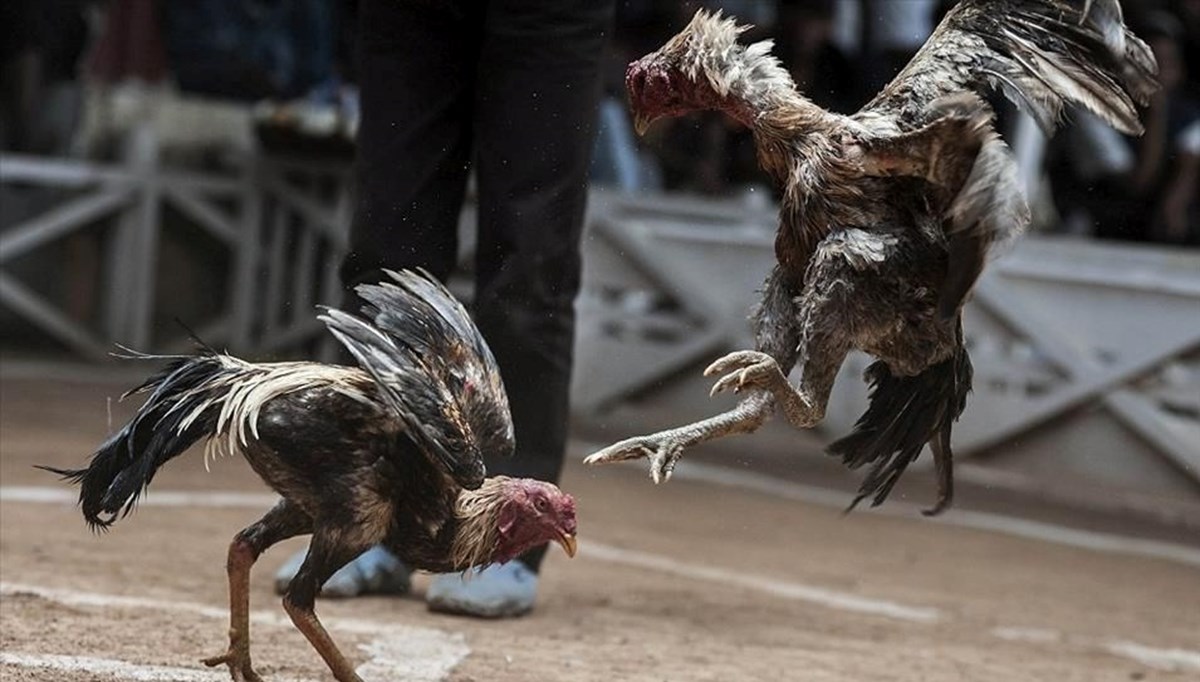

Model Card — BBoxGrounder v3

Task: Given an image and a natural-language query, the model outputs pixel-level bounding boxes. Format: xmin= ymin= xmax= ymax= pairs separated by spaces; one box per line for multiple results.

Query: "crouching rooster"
xmin=587 ymin=1 xmax=1157 ymax=514
xmin=43 ymin=269 xmax=578 ymax=682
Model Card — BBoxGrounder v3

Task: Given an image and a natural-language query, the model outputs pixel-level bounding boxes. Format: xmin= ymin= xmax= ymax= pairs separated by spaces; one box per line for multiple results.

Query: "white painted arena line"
xmin=10 ymin=465 xmax=1200 ymax=571
xmin=666 ymin=461 xmax=1200 ymax=568
xmin=0 ymin=582 xmax=468 ymax=682
xmin=990 ymin=627 xmax=1200 ymax=674
xmin=0 ymin=652 xmax=229 ymax=682
xmin=0 ymin=486 xmax=940 ymax=624
xmin=581 ymin=542 xmax=940 ymax=623
xmin=6 ymin=479 xmax=1200 ymax=674
xmin=1104 ymin=641 xmax=1200 ymax=673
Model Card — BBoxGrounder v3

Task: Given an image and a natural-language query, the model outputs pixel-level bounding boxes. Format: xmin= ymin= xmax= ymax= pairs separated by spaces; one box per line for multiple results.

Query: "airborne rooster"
xmin=43 ymin=270 xmax=578 ymax=682
xmin=587 ymin=1 xmax=1157 ymax=514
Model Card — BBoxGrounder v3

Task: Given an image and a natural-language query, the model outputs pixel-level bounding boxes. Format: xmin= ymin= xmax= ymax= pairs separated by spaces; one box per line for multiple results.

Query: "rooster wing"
xmin=852 ymin=0 xmax=1157 ymax=317
xmin=321 ymin=269 xmax=514 ymax=490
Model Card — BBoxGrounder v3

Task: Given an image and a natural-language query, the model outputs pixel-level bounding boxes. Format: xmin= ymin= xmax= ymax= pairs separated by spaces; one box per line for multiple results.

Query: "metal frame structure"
xmin=3 ymin=146 xmax=1196 ymax=512
xmin=1 ymin=137 xmax=352 ymax=360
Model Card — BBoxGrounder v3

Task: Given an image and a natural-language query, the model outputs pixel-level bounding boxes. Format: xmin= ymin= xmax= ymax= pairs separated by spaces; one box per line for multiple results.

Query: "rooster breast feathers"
xmin=321 ymin=269 xmax=514 ymax=490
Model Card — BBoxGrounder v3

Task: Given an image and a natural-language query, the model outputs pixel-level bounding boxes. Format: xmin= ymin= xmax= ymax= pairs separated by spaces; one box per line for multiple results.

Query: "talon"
xmin=202 ymin=653 xmax=232 ymax=668
xmin=203 ymin=649 xmax=261 ymax=682
xmin=584 ymin=439 xmax=652 ymax=465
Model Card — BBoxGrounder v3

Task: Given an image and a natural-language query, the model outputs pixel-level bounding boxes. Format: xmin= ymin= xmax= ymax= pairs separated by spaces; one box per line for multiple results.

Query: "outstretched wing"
xmin=860 ymin=0 xmax=1156 ymax=135
xmin=320 ymin=269 xmax=514 ymax=490
xmin=852 ymin=0 xmax=1157 ymax=317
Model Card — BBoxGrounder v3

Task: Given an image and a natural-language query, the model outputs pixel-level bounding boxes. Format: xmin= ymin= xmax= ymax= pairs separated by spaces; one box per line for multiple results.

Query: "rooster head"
xmin=626 ymin=9 xmax=789 ymax=134
xmin=455 ymin=477 xmax=577 ymax=567
xmin=494 ymin=478 xmax=577 ymax=562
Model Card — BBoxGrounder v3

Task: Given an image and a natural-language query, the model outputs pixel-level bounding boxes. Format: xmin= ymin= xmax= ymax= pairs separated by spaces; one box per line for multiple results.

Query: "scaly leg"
xmin=585 ymin=391 xmax=775 ymax=483
xmin=703 ymin=351 xmax=822 ymax=427
xmin=204 ymin=499 xmax=312 ymax=682
xmin=586 ymin=267 xmax=803 ymax=483
xmin=702 ymin=330 xmax=847 ymax=434
xmin=923 ymin=424 xmax=954 ymax=517
xmin=282 ymin=529 xmax=372 ymax=682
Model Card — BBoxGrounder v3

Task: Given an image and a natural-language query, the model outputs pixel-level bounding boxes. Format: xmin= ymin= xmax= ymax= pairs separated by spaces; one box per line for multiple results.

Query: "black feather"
xmin=321 ymin=269 xmax=513 ymax=490
xmin=38 ymin=351 xmax=229 ymax=531
xmin=828 ymin=341 xmax=972 ymax=514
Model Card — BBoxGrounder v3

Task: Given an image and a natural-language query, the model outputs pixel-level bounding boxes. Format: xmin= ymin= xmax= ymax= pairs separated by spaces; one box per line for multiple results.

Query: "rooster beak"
xmin=556 ymin=532 xmax=578 ymax=558
xmin=633 ymin=113 xmax=655 ymax=137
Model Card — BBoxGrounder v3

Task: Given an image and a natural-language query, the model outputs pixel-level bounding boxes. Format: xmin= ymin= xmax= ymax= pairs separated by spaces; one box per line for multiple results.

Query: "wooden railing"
xmin=3 ymin=150 xmax=1196 ymax=516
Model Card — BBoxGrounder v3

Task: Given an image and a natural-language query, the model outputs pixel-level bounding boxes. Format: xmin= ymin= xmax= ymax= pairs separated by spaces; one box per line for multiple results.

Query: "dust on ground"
xmin=2 ymin=377 xmax=1198 ymax=681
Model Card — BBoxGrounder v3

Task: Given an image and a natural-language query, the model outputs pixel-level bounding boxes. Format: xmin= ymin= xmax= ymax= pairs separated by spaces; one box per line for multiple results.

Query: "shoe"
xmin=274 ymin=545 xmax=411 ymax=598
xmin=426 ymin=561 xmax=538 ymax=618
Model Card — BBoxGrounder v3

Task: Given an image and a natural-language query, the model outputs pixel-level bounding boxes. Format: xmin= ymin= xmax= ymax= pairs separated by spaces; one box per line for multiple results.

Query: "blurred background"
xmin=2 ymin=0 xmax=1198 ymax=529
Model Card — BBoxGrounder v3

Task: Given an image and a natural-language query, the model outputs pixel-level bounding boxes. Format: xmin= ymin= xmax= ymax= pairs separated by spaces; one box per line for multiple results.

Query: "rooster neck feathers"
xmin=671 ymin=10 xmax=830 ymax=133
xmin=447 ymin=477 xmax=512 ymax=569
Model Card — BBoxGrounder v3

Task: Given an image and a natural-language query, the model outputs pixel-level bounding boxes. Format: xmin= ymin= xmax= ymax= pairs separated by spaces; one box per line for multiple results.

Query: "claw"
xmin=585 ymin=435 xmax=681 ymax=484
xmin=709 ymin=370 xmax=746 ymax=397
xmin=202 ymin=649 xmax=262 ymax=682
xmin=584 ymin=439 xmax=651 ymax=465
xmin=704 ymin=350 xmax=761 ymax=377
xmin=650 ymin=454 xmax=668 ymax=484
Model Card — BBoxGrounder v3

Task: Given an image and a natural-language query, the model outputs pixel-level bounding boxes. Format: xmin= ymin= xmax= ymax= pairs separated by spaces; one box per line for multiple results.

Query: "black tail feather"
xmin=828 ymin=343 xmax=972 ymax=515
xmin=38 ymin=350 xmax=230 ymax=531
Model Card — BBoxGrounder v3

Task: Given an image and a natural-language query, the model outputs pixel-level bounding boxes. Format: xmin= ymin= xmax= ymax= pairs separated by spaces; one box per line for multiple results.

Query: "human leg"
xmin=279 ymin=0 xmax=482 ymax=597
xmin=426 ymin=0 xmax=614 ymax=617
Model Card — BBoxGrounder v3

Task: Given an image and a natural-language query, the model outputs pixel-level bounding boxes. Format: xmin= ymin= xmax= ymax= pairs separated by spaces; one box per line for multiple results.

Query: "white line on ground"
xmin=1104 ymin=641 xmax=1200 ymax=673
xmin=0 ymin=486 xmax=941 ymax=624
xmin=989 ymin=627 xmax=1200 ymax=674
xmin=0 ymin=653 xmax=229 ymax=682
xmin=582 ymin=542 xmax=940 ymax=623
xmin=5 ymin=484 xmax=1198 ymax=675
xmin=666 ymin=461 xmax=1200 ymax=568
xmin=0 ymin=582 xmax=469 ymax=682
xmin=12 ymin=463 xmax=1200 ymax=571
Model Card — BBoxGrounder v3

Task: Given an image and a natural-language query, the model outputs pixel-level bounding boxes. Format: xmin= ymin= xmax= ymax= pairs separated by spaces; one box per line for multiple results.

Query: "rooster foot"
xmin=583 ymin=433 xmax=685 ymax=484
xmin=704 ymin=351 xmax=785 ymax=397
xmin=203 ymin=647 xmax=264 ymax=682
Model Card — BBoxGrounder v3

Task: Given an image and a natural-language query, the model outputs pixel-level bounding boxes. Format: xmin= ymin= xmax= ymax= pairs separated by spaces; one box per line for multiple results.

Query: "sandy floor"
xmin=1 ymin=376 xmax=1198 ymax=681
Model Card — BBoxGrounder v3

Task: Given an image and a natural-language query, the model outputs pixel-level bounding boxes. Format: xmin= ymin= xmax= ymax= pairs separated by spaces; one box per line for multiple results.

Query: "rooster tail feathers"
xmin=828 ymin=341 xmax=973 ymax=515
xmin=41 ymin=351 xmax=231 ymax=531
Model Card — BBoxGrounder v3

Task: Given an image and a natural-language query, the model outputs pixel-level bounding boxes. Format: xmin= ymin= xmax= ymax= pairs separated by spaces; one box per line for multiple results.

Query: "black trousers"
xmin=343 ymin=0 xmax=614 ymax=570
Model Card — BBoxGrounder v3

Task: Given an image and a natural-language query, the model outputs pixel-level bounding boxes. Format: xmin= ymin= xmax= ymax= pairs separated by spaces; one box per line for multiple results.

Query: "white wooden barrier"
xmin=3 ymin=148 xmax=1196 ymax=517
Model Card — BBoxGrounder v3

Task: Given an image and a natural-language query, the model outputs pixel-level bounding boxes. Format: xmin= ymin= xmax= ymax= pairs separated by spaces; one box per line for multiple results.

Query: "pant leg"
xmin=340 ymin=0 xmax=482 ymax=289
xmin=471 ymin=0 xmax=615 ymax=569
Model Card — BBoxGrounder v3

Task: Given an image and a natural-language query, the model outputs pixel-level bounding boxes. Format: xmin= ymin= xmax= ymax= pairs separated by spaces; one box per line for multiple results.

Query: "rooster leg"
xmin=282 ymin=529 xmax=372 ymax=682
xmin=704 ymin=351 xmax=824 ymax=427
xmin=705 ymin=329 xmax=848 ymax=432
xmin=922 ymin=424 xmax=954 ymax=517
xmin=584 ymin=391 xmax=774 ymax=482
xmin=204 ymin=499 xmax=311 ymax=682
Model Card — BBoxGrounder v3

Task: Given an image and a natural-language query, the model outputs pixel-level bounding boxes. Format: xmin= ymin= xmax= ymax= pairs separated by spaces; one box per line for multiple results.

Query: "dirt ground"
xmin=2 ymin=375 xmax=1199 ymax=682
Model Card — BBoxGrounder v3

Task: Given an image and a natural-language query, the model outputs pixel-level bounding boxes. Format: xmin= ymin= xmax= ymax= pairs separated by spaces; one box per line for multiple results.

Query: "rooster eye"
xmin=534 ymin=498 xmax=548 ymax=512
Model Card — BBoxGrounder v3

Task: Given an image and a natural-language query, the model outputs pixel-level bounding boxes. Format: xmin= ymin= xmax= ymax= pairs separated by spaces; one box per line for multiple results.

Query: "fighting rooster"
xmin=587 ymin=1 xmax=1156 ymax=514
xmin=44 ymin=270 xmax=578 ymax=682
